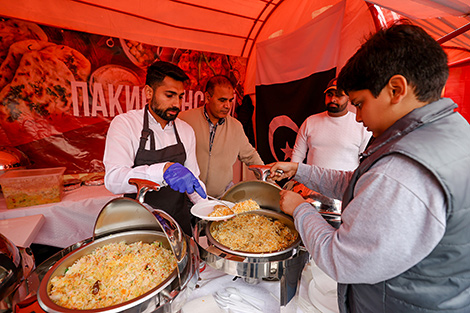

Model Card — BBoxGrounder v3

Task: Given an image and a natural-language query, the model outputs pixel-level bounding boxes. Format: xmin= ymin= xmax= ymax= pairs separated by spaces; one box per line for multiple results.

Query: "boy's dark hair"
xmin=145 ymin=61 xmax=189 ymax=88
xmin=205 ymin=75 xmax=234 ymax=96
xmin=337 ymin=22 xmax=448 ymax=103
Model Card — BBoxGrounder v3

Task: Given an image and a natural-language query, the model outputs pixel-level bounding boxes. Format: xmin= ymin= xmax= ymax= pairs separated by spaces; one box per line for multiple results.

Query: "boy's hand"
xmin=268 ymin=162 xmax=299 ymax=180
xmin=279 ymin=190 xmax=306 ymax=216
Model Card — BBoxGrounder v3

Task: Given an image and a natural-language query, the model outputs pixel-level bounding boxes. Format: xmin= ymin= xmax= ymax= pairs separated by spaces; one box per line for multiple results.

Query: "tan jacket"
xmin=179 ymin=106 xmax=264 ymax=197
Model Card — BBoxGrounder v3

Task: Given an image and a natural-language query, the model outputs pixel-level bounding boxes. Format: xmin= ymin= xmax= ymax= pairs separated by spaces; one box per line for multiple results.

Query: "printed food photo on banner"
xmin=0 ymin=17 xmax=247 ymax=175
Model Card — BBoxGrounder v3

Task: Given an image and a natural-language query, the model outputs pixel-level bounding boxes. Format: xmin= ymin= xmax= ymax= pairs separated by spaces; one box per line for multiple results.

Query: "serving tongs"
xmin=248 ymin=165 xmax=284 ymax=182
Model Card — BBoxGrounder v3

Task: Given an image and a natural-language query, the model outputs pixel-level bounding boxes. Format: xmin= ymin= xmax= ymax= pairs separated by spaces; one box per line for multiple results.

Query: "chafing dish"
xmin=283 ymin=180 xmax=342 ymax=228
xmin=193 ymin=180 xmax=309 ymax=307
xmin=0 ymin=233 xmax=35 ymax=311
xmin=14 ymin=179 xmax=199 ymax=313
xmin=0 ymin=146 xmax=30 ymax=175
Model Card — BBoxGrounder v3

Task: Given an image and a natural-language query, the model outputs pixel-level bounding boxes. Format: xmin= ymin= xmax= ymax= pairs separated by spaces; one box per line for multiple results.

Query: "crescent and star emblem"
xmin=268 ymin=115 xmax=299 ymax=161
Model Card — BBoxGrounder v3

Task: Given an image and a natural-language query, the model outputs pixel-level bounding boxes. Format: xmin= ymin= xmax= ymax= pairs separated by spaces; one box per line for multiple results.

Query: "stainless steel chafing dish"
xmin=205 ymin=208 xmax=301 ymax=259
xmin=28 ymin=179 xmax=199 ymax=313
xmin=0 ymin=146 xmax=30 ymax=175
xmin=283 ymin=179 xmax=342 ymax=228
xmin=193 ymin=180 xmax=309 ymax=307
xmin=0 ymin=233 xmax=35 ymax=311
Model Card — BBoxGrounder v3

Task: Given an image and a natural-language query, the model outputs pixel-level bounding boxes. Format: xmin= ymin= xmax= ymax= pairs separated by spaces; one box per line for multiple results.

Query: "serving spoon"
xmin=207 ymin=195 xmax=232 ymax=207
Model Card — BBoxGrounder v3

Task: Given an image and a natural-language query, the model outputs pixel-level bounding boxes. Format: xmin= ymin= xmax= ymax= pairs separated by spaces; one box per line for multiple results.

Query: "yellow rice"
xmin=48 ymin=241 xmax=176 ymax=310
xmin=208 ymin=199 xmax=260 ymax=217
xmin=210 ymin=213 xmax=298 ymax=253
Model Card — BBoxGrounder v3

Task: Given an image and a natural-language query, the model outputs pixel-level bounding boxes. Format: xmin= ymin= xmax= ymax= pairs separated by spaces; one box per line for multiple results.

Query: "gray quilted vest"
xmin=338 ymin=98 xmax=470 ymax=313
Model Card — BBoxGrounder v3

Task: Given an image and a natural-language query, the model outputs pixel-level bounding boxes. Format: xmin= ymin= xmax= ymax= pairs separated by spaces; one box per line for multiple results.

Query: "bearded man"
xmin=291 ymin=77 xmax=372 ymax=171
xmin=103 ymin=61 xmax=206 ymax=235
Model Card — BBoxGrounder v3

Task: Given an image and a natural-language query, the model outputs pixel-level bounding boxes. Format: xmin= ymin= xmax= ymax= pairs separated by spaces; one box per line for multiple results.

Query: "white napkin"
xmin=0 ymin=214 xmax=45 ymax=247
xmin=308 ymin=262 xmax=339 ymax=313
xmin=181 ymin=294 xmax=224 ymax=313
xmin=184 ymin=266 xmax=281 ymax=312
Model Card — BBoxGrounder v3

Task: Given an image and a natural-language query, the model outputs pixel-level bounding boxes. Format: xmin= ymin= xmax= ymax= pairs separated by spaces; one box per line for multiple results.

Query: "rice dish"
xmin=210 ymin=213 xmax=298 ymax=253
xmin=208 ymin=204 xmax=234 ymax=217
xmin=48 ymin=241 xmax=176 ymax=310
xmin=231 ymin=199 xmax=260 ymax=214
xmin=208 ymin=199 xmax=260 ymax=217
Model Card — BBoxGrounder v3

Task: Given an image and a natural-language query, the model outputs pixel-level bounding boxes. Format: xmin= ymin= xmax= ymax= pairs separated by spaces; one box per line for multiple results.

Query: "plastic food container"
xmin=0 ymin=167 xmax=66 ymax=209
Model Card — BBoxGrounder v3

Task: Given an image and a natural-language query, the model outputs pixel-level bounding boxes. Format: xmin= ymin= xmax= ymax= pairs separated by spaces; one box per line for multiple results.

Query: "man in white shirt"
xmin=291 ymin=78 xmax=371 ymax=171
xmin=103 ymin=61 xmax=206 ymax=235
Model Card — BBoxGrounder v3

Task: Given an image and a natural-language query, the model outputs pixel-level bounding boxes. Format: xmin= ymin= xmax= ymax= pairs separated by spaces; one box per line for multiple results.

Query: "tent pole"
xmin=449 ymin=56 xmax=470 ymax=68
xmin=366 ymin=3 xmax=386 ymax=31
xmin=437 ymin=21 xmax=470 ymax=44
xmin=243 ymin=0 xmax=284 ymax=59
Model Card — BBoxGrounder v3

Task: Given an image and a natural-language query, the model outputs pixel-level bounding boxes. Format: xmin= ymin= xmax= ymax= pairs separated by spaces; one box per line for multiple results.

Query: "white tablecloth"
xmin=181 ymin=260 xmax=337 ymax=313
xmin=0 ymin=185 xmax=119 ymax=248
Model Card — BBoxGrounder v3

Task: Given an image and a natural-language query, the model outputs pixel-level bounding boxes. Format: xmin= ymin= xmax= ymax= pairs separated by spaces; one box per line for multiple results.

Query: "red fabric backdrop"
xmin=445 ymin=64 xmax=470 ymax=123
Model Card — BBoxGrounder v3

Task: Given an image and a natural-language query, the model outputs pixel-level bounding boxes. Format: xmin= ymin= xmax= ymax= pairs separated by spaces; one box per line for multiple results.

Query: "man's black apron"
xmin=127 ymin=105 xmax=192 ymax=235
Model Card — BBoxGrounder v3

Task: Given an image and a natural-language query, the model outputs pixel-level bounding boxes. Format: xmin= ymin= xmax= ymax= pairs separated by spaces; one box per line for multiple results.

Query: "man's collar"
xmin=147 ymin=107 xmax=174 ymax=129
xmin=203 ymin=105 xmax=225 ymax=125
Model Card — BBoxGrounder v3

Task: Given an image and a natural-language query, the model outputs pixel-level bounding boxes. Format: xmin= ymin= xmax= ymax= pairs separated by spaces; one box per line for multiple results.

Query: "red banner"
xmin=0 ymin=17 xmax=247 ymax=173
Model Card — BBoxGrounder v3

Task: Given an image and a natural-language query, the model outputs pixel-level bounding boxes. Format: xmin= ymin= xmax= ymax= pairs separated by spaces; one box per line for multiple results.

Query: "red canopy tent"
xmin=2 ymin=0 xmax=469 ymax=92
xmin=0 ymin=0 xmax=469 ymax=171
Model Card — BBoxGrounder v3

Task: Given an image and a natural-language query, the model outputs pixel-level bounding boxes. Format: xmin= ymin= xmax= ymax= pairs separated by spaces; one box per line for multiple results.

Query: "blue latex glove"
xmin=163 ymin=163 xmax=207 ymax=198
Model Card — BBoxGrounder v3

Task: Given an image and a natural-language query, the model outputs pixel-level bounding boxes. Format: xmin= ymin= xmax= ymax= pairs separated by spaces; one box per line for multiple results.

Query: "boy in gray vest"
xmin=269 ymin=22 xmax=470 ymax=313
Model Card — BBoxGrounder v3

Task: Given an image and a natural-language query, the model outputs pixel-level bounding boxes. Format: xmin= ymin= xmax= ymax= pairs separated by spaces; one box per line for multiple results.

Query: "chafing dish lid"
xmin=0 ymin=233 xmax=22 ymax=299
xmin=93 ymin=197 xmax=162 ymax=238
xmin=0 ymin=146 xmax=30 ymax=171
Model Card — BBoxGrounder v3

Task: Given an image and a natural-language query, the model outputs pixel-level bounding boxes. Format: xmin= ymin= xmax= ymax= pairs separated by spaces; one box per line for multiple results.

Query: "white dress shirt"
xmin=103 ymin=108 xmax=205 ymax=203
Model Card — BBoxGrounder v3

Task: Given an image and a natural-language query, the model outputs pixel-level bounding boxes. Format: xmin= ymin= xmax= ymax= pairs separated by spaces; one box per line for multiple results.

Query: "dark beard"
xmin=150 ymin=97 xmax=180 ymax=121
xmin=153 ymin=106 xmax=180 ymax=121
xmin=326 ymin=102 xmax=347 ymax=114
